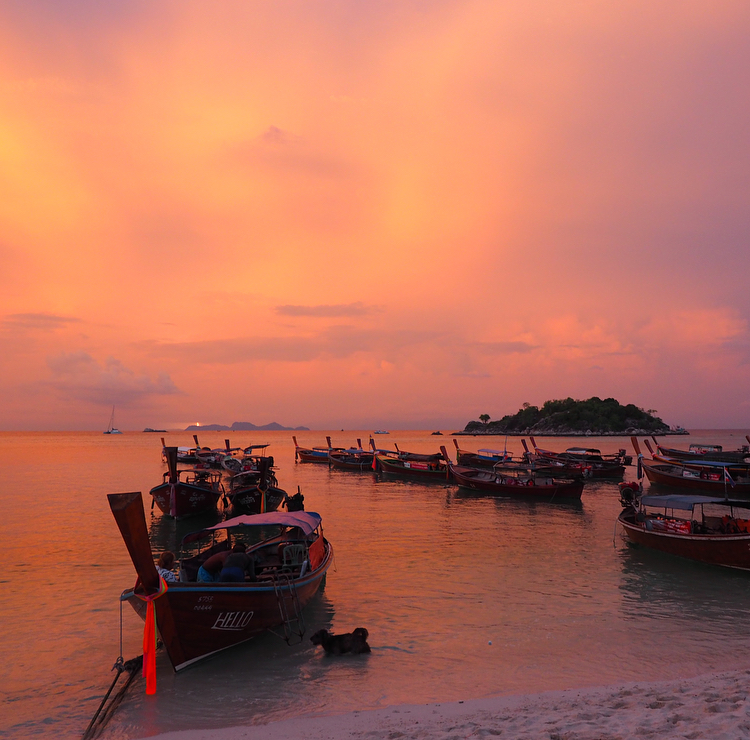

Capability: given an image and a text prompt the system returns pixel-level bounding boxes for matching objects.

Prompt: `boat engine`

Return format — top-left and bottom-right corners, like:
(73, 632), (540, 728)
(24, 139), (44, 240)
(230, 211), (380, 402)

(618, 480), (641, 508)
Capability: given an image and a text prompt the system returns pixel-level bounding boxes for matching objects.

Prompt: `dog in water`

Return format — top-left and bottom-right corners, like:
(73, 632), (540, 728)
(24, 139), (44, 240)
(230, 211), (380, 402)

(310, 627), (370, 655)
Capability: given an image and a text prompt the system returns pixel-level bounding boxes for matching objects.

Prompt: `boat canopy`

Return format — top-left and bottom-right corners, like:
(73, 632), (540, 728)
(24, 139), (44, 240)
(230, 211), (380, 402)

(566, 448), (602, 455)
(183, 511), (322, 544)
(641, 494), (728, 510)
(477, 449), (509, 456)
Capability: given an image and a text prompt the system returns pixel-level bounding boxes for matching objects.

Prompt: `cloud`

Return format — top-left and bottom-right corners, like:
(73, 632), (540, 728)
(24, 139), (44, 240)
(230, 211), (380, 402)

(46, 352), (180, 405)
(3, 313), (82, 331)
(141, 326), (536, 368)
(261, 125), (289, 145)
(470, 340), (536, 355)
(275, 302), (379, 317)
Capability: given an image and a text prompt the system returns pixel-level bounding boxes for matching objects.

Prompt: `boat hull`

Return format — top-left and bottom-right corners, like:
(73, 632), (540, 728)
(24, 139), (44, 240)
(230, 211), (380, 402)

(226, 486), (286, 515)
(451, 464), (583, 499)
(328, 454), (375, 470)
(150, 482), (222, 519)
(376, 455), (450, 480)
(126, 552), (332, 670)
(642, 459), (750, 494)
(296, 449), (330, 463)
(619, 511), (750, 569)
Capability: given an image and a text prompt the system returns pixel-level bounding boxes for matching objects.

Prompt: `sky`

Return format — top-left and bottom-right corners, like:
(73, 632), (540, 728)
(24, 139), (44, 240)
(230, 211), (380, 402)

(1, 0), (749, 431)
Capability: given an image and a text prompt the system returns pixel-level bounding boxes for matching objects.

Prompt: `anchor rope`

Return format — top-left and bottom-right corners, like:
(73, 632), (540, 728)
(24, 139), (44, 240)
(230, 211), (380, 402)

(81, 655), (143, 740)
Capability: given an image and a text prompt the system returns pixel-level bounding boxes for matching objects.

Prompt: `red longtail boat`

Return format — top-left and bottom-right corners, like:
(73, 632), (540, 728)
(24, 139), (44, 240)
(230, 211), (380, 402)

(109, 492), (333, 671)
(618, 490), (750, 570)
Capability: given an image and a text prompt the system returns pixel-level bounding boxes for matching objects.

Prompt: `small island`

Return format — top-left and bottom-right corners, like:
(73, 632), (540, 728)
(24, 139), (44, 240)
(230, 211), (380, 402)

(185, 421), (309, 432)
(458, 397), (687, 436)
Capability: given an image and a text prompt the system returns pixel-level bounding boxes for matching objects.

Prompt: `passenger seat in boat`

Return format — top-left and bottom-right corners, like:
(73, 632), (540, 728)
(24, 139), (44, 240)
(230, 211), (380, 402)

(281, 544), (307, 574)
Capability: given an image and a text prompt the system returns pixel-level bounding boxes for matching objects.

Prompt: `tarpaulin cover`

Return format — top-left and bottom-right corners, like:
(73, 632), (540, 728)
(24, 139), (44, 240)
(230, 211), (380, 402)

(641, 495), (727, 511)
(182, 511), (322, 544)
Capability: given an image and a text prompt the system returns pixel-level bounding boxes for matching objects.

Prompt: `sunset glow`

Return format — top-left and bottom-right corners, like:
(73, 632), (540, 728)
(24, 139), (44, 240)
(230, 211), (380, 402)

(2, 1), (749, 430)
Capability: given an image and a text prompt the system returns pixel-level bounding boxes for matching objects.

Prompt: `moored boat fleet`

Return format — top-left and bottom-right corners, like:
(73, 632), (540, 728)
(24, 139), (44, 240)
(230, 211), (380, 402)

(294, 434), (634, 500)
(108, 429), (750, 688)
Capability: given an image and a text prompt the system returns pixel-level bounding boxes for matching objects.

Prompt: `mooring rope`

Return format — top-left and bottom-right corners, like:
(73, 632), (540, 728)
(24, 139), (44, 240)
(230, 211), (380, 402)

(82, 655), (143, 740)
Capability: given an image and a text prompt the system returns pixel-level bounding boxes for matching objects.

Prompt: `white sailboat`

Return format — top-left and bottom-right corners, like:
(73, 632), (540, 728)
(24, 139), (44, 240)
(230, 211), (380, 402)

(103, 406), (123, 434)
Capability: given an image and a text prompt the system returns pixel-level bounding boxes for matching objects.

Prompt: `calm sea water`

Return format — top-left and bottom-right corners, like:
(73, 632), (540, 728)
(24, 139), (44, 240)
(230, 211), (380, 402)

(2, 429), (750, 739)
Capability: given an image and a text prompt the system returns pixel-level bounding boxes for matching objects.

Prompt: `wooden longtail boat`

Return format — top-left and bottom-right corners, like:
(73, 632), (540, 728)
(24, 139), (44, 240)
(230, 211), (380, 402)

(646, 438), (750, 466)
(374, 444), (451, 480)
(293, 436), (342, 463)
(452, 438), (515, 468)
(328, 439), (375, 470)
(109, 492), (333, 671)
(618, 491), (750, 570)
(631, 438), (750, 495)
(643, 439), (750, 478)
(221, 444), (271, 473)
(150, 447), (224, 519)
(527, 437), (628, 478)
(450, 462), (584, 500)
(650, 435), (750, 465)
(224, 457), (286, 515)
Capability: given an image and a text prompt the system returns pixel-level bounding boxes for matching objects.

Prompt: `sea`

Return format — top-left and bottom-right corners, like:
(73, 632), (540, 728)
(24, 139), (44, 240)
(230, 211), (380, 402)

(2, 429), (750, 740)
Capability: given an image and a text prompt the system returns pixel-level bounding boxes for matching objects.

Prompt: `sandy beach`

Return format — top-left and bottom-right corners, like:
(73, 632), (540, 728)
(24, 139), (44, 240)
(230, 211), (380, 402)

(141, 669), (750, 740)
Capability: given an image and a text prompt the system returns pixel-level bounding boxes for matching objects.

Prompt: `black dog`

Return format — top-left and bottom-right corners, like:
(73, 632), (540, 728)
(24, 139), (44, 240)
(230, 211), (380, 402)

(310, 627), (370, 655)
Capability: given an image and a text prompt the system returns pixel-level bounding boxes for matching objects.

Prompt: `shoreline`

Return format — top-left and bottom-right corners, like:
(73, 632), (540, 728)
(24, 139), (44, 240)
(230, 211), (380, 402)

(138, 669), (750, 740)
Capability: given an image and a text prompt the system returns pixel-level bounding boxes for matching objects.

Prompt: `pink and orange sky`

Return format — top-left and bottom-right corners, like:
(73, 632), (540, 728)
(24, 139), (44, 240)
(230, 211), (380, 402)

(1, 1), (749, 431)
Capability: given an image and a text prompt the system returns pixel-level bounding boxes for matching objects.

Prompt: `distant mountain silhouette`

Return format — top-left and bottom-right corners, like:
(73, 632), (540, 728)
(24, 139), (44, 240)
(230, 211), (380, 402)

(184, 421), (309, 431)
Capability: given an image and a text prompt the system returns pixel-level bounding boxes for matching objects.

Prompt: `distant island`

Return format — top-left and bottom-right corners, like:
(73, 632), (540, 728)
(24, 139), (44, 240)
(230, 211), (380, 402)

(458, 397), (687, 436)
(184, 421), (309, 432)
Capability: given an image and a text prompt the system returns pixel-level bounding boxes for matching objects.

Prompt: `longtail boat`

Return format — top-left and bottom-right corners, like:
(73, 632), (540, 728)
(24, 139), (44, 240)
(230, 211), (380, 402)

(452, 438), (515, 468)
(150, 447), (224, 519)
(221, 444), (271, 473)
(328, 439), (375, 470)
(450, 462), (584, 500)
(631, 438), (750, 495)
(225, 457), (286, 515)
(618, 490), (750, 570)
(527, 437), (628, 478)
(293, 436), (341, 463)
(109, 492), (333, 672)
(374, 444), (451, 480)
(649, 436), (750, 465)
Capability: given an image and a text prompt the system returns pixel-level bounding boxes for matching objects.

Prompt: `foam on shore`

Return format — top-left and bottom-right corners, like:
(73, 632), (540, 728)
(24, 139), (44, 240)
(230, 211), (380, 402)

(140, 669), (750, 740)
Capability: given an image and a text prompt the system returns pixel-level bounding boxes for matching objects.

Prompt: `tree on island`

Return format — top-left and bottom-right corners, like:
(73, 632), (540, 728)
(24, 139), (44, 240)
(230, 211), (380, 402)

(479, 413), (491, 426)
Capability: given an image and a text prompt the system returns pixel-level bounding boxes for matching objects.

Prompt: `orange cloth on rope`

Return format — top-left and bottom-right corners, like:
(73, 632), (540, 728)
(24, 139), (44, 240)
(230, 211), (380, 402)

(133, 576), (168, 695)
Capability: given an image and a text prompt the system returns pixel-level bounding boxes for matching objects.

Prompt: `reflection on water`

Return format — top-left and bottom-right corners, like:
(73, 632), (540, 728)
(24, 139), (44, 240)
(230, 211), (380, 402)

(3, 430), (750, 739)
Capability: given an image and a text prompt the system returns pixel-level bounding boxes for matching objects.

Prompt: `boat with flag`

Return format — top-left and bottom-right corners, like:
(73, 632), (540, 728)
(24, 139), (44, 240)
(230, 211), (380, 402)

(631, 438), (750, 494)
(649, 435), (750, 465)
(108, 491), (333, 676)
